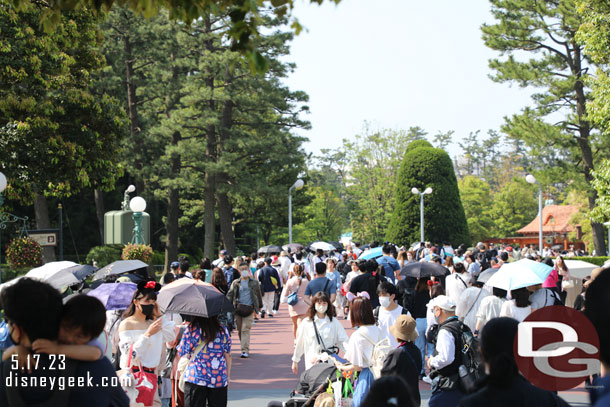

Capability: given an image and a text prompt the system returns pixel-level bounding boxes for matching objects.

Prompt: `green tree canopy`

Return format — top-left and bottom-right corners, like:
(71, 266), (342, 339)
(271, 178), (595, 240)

(387, 142), (470, 246)
(458, 176), (494, 243)
(488, 177), (538, 237)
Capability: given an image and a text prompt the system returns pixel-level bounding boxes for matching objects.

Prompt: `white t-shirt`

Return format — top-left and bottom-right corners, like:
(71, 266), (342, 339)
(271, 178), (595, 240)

(377, 305), (409, 348)
(344, 325), (381, 368)
(500, 300), (531, 322)
(476, 296), (506, 330)
(445, 273), (471, 304)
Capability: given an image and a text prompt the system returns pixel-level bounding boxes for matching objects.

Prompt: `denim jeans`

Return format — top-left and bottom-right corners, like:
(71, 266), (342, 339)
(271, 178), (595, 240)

(415, 317), (434, 374)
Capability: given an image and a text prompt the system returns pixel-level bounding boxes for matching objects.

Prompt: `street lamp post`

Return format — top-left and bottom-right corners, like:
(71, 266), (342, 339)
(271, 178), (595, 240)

(129, 196), (147, 244)
(0, 172), (29, 284)
(604, 222), (610, 256)
(122, 185), (136, 211)
(288, 179), (304, 244)
(526, 174), (543, 254)
(411, 186), (433, 243)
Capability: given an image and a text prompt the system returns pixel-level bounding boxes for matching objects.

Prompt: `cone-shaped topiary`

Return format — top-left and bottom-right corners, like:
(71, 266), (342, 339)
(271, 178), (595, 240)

(386, 142), (471, 247)
(404, 139), (433, 154)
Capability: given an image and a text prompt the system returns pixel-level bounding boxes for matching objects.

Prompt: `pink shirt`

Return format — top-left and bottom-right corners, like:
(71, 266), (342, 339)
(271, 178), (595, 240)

(543, 268), (558, 288)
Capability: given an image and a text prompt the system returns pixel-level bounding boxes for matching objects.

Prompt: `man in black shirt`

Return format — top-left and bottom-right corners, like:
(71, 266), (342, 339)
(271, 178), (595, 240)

(0, 278), (129, 407)
(349, 259), (380, 308)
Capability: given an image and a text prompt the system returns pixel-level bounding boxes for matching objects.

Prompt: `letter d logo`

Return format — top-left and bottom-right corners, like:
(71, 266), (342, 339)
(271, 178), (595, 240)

(518, 321), (577, 357)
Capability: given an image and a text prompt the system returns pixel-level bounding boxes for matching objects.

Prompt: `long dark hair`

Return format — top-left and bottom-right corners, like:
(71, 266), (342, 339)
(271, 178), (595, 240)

(480, 317), (520, 388)
(191, 316), (223, 346)
(306, 291), (336, 321)
(122, 281), (161, 319)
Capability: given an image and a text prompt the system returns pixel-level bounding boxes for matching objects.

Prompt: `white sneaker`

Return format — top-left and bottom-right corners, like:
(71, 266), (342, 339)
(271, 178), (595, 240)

(273, 310), (279, 315)
(240, 352), (249, 358)
(422, 375), (433, 384)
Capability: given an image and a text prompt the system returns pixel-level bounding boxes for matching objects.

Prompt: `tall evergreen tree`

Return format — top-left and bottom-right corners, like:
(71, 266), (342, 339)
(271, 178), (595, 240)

(482, 0), (607, 255)
(387, 142), (470, 246)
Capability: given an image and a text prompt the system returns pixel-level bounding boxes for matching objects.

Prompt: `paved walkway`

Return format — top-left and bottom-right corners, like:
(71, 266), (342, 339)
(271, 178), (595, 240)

(226, 303), (590, 406)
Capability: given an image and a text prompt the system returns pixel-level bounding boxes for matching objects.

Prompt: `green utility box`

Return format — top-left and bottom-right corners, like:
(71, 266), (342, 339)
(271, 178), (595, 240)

(104, 210), (150, 245)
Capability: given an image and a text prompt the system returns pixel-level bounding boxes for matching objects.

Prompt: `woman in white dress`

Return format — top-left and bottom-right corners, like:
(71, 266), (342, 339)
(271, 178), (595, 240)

(334, 295), (381, 407)
(118, 281), (176, 407)
(292, 291), (348, 373)
(499, 287), (532, 322)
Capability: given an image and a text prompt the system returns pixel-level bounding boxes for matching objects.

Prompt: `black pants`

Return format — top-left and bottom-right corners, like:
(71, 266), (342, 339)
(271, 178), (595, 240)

(184, 382), (227, 407)
(273, 288), (282, 311)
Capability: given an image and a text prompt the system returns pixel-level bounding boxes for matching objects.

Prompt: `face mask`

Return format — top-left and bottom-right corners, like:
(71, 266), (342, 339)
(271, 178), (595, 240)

(241, 270), (250, 278)
(315, 304), (328, 314)
(379, 297), (391, 308)
(140, 304), (154, 318)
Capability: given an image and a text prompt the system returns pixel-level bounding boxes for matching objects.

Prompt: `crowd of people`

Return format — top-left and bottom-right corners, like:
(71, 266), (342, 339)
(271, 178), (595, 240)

(0, 239), (608, 407)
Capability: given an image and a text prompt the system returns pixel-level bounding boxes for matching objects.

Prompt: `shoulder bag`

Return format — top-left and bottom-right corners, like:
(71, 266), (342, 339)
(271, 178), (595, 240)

(312, 318), (338, 355)
(177, 339), (207, 392)
(287, 278), (302, 306)
(235, 280), (255, 317)
(117, 343), (158, 406)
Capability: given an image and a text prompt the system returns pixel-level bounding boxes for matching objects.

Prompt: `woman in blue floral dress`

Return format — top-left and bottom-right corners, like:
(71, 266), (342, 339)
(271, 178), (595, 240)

(177, 316), (232, 407)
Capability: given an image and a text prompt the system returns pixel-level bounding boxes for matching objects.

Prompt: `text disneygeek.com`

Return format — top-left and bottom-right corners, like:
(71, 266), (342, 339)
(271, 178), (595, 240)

(5, 372), (128, 391)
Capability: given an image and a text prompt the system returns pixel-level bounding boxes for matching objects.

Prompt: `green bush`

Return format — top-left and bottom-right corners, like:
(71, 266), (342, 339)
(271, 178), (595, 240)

(151, 250), (165, 266)
(387, 142), (471, 247)
(86, 245), (122, 267)
(573, 256), (610, 266)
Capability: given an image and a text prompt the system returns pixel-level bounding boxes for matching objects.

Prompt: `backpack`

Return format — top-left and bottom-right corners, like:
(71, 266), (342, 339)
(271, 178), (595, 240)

(442, 321), (484, 394)
(401, 289), (416, 314)
(360, 331), (393, 379)
(373, 305), (410, 324)
(544, 288), (564, 307)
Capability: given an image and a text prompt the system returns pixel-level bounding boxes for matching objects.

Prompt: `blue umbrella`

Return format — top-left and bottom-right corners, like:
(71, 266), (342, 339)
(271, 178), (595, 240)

(359, 247), (383, 260)
(87, 282), (137, 310)
(510, 259), (553, 281)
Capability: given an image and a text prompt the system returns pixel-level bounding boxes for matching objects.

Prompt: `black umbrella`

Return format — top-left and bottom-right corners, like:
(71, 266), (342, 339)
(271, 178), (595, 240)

(258, 245), (282, 255)
(329, 241), (343, 250)
(157, 282), (234, 317)
(400, 262), (448, 278)
(92, 260), (149, 281)
(63, 264), (98, 281)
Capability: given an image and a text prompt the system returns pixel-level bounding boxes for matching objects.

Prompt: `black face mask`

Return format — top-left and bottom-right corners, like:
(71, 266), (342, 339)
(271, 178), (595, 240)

(140, 304), (154, 319)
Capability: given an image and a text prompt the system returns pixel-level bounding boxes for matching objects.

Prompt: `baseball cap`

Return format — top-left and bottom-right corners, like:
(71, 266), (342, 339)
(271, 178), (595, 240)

(427, 295), (456, 311)
(170, 261), (180, 269)
(220, 249), (228, 255)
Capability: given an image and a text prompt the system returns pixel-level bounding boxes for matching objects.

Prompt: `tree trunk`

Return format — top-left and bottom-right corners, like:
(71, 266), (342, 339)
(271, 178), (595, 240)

(33, 193), (56, 263)
(573, 49), (606, 255)
(94, 188), (105, 244)
(202, 15), (218, 259)
(203, 171), (216, 258)
(123, 31), (144, 188)
(165, 130), (181, 272)
(216, 98), (236, 256)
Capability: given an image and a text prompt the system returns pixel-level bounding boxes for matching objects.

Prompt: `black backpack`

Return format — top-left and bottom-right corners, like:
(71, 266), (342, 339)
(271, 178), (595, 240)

(443, 321), (485, 394)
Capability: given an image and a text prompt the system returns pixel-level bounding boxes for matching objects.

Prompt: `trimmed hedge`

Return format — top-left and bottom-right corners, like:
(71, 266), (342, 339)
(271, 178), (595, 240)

(387, 142), (471, 247)
(572, 257), (610, 266)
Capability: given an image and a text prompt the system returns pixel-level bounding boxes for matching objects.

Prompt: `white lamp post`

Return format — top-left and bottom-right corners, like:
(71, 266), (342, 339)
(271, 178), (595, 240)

(288, 179), (304, 244)
(122, 184), (136, 211)
(129, 196), (147, 244)
(412, 186), (433, 243)
(526, 174), (543, 254)
(604, 222), (610, 256)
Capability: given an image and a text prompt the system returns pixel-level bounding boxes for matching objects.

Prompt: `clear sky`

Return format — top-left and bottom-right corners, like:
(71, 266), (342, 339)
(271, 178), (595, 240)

(282, 0), (535, 158)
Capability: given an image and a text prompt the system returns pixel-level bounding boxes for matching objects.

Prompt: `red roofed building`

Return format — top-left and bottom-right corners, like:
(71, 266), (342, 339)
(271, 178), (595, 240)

(487, 205), (584, 250)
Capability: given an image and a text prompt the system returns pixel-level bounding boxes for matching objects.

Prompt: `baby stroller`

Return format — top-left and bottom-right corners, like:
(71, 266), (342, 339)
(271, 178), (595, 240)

(269, 363), (343, 407)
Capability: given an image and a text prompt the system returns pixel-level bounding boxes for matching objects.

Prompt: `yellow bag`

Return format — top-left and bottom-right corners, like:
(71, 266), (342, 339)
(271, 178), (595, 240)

(270, 276), (278, 289)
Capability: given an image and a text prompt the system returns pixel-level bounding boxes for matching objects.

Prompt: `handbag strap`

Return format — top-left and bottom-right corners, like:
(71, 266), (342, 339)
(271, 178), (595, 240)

(465, 288), (484, 319)
(312, 319), (327, 350)
(188, 339), (207, 365)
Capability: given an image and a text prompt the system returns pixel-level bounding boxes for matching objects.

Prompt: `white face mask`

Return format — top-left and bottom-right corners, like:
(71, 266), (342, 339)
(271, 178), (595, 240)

(315, 303), (328, 314)
(240, 270), (250, 278)
(379, 296), (391, 308)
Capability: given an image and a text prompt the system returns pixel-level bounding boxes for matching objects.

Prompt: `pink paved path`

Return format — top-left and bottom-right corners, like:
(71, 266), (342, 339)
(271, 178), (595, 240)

(228, 304), (433, 393)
